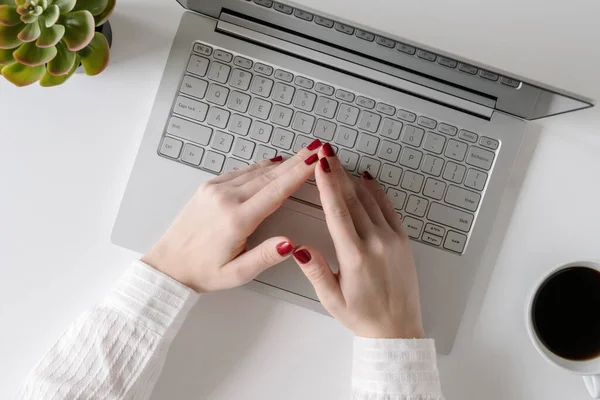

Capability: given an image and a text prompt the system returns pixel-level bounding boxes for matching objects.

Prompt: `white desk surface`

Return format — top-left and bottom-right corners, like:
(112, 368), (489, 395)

(1, 0), (599, 398)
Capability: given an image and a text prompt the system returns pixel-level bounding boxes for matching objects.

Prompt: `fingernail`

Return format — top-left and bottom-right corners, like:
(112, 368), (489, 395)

(322, 143), (335, 157)
(319, 157), (331, 173)
(276, 241), (294, 256)
(304, 154), (319, 165)
(293, 248), (312, 264)
(269, 155), (283, 163)
(362, 171), (374, 180)
(307, 139), (322, 151)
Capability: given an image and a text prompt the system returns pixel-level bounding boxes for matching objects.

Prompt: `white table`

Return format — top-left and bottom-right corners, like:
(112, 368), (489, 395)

(1, 0), (599, 398)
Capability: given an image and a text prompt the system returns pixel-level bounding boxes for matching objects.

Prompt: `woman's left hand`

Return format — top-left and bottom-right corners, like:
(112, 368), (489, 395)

(142, 140), (323, 293)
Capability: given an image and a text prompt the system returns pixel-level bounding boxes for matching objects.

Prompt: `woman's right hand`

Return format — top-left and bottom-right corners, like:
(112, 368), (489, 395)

(292, 143), (425, 339)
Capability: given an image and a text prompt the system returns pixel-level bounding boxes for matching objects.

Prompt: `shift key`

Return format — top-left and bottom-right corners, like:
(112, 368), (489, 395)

(167, 116), (212, 146)
(427, 202), (474, 232)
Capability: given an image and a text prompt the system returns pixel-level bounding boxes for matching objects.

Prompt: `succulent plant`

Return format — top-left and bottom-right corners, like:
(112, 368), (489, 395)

(0, 0), (115, 86)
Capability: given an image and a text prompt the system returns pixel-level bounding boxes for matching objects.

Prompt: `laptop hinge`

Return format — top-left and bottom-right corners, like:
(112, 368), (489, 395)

(216, 18), (494, 120)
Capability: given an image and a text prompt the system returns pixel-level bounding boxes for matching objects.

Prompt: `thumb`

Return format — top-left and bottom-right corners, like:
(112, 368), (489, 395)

(223, 236), (295, 286)
(292, 245), (345, 312)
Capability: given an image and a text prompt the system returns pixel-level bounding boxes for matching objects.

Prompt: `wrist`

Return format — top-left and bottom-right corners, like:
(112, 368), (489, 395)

(142, 241), (201, 293)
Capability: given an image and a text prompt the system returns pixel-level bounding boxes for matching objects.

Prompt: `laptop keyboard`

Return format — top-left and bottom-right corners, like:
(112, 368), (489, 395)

(158, 42), (500, 255)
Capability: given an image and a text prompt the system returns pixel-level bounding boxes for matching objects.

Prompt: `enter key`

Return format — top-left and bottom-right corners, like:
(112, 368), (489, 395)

(445, 185), (481, 212)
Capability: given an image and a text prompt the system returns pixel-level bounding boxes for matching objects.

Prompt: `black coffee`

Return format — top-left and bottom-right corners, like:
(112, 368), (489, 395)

(533, 267), (600, 361)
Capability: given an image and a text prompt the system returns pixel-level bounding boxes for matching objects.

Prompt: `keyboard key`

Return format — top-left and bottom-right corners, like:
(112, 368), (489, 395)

(405, 195), (428, 217)
(417, 116), (437, 129)
(466, 146), (494, 170)
(458, 63), (478, 75)
(254, 63), (273, 76)
(202, 150), (226, 173)
(254, 145), (277, 162)
(445, 185), (481, 212)
(292, 112), (315, 134)
(417, 50), (436, 62)
(224, 158), (249, 173)
(479, 136), (499, 150)
(249, 98), (272, 120)
(499, 76), (520, 88)
(401, 170), (424, 193)
(334, 22), (354, 35)
(232, 137), (255, 160)
(207, 62), (231, 83)
(206, 84), (230, 106)
(445, 139), (468, 161)
(339, 149), (359, 171)
(464, 169), (488, 191)
(423, 178), (446, 200)
(358, 110), (381, 133)
(159, 136), (183, 158)
(294, 9), (313, 21)
(443, 162), (466, 184)
(356, 96), (375, 109)
(229, 69), (252, 90)
(444, 231), (467, 253)
(423, 131), (446, 154)
(378, 140), (401, 162)
(380, 164), (403, 186)
(293, 89), (317, 112)
(173, 96), (209, 122)
(295, 76), (314, 89)
(336, 103), (360, 126)
(253, 0), (273, 7)
(270, 104), (294, 127)
(187, 55), (210, 76)
(479, 70), (499, 81)
(211, 130), (234, 152)
(396, 42), (416, 55)
(227, 91), (251, 113)
(314, 119), (337, 141)
(428, 203), (473, 232)
(336, 89), (355, 102)
(272, 82), (295, 104)
(193, 44), (212, 57)
(273, 1), (292, 13)
(167, 117), (212, 145)
(250, 76), (274, 97)
(271, 128), (295, 150)
(358, 156), (381, 177)
(355, 29), (375, 41)
(234, 56), (253, 69)
(213, 49), (233, 62)
(387, 188), (407, 210)
(315, 83), (334, 96)
(314, 15), (334, 28)
(180, 75), (208, 99)
(397, 109), (417, 122)
(437, 56), (457, 68)
(228, 114), (251, 136)
(207, 107), (231, 129)
(293, 134), (313, 153)
(425, 223), (445, 237)
(315, 97), (339, 118)
(403, 217), (424, 238)
(335, 126), (358, 148)
(400, 125), (425, 147)
(421, 154), (444, 176)
(438, 123), (457, 136)
(250, 121), (273, 143)
(380, 118), (403, 140)
(357, 133), (380, 155)
(458, 129), (478, 143)
(399, 147), (423, 169)
(375, 36), (395, 48)
(376, 103), (396, 116)
(274, 69), (294, 82)
(422, 232), (443, 246)
(181, 143), (204, 165)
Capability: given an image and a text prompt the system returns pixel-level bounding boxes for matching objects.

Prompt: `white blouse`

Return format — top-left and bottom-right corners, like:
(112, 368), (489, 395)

(17, 260), (444, 400)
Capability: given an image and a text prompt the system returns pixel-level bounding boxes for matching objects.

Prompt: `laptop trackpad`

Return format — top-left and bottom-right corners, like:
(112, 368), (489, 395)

(248, 204), (337, 302)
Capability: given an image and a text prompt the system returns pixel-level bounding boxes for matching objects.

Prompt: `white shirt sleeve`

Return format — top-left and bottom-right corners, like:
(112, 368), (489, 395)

(17, 261), (444, 400)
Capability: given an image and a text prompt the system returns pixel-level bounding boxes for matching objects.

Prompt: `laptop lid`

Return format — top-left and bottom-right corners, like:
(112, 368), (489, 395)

(176, 0), (593, 120)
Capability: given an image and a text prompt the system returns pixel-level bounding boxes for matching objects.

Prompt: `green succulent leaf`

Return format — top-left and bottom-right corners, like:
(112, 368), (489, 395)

(17, 18), (39, 40)
(20, 12), (36, 23)
(78, 31), (108, 75)
(1, 0), (18, 6)
(1, 61), (45, 86)
(40, 0), (47, 9)
(16, 4), (27, 15)
(13, 40), (56, 65)
(94, 0), (113, 26)
(0, 47), (15, 64)
(60, 10), (93, 51)
(40, 53), (77, 86)
(47, 39), (74, 75)
(53, 0), (75, 13)
(42, 3), (57, 26)
(72, 0), (107, 16)
(14, 0), (25, 6)
(35, 22), (62, 47)
(0, 22), (22, 48)
(0, 5), (21, 26)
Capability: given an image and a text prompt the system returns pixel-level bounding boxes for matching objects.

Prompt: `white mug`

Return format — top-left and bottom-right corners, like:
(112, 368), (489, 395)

(526, 261), (600, 398)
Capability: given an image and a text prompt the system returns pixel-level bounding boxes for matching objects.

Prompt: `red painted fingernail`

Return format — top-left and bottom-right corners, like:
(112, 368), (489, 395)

(305, 154), (319, 165)
(320, 157), (331, 173)
(362, 171), (374, 180)
(322, 143), (335, 157)
(307, 139), (322, 151)
(270, 155), (283, 163)
(276, 241), (294, 256)
(293, 248), (312, 264)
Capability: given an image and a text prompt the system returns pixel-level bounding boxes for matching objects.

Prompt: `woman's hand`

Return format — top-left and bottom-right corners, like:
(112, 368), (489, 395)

(142, 140), (323, 293)
(292, 143), (425, 339)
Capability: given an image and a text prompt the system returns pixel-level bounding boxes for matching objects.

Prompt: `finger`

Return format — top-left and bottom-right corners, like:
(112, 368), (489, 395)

(361, 172), (405, 234)
(292, 245), (345, 312)
(229, 161), (279, 187)
(211, 157), (283, 185)
(223, 237), (295, 287)
(354, 172), (389, 228)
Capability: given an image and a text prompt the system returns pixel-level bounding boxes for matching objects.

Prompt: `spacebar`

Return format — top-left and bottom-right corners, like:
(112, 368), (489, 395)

(290, 182), (322, 209)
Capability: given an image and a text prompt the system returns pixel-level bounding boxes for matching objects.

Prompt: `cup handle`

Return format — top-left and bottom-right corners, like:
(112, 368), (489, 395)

(584, 376), (600, 398)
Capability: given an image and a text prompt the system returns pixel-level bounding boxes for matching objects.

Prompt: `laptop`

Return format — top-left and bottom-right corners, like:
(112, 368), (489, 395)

(111, 0), (593, 353)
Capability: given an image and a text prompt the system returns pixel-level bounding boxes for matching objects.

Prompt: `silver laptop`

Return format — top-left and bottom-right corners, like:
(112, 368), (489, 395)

(111, 0), (593, 353)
